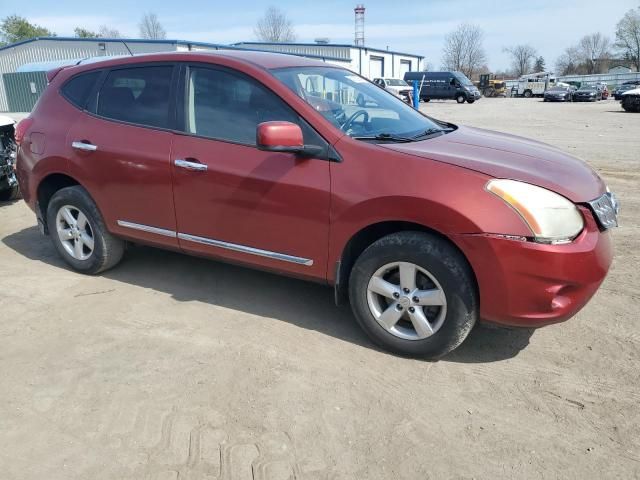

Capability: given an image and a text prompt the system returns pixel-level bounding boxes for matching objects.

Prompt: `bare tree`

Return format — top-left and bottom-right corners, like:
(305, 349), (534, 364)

(441, 23), (487, 79)
(139, 12), (166, 40)
(98, 25), (121, 38)
(555, 46), (582, 75)
(577, 32), (611, 74)
(254, 6), (296, 42)
(615, 8), (640, 71)
(504, 44), (538, 76)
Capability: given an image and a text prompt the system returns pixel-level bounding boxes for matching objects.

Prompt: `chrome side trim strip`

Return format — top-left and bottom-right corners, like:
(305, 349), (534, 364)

(177, 232), (314, 266)
(117, 220), (176, 238)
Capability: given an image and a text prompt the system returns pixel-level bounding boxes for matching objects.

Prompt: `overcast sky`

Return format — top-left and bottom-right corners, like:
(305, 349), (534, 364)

(8, 0), (640, 71)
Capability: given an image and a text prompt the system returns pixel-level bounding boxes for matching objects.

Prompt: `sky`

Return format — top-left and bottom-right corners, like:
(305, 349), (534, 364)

(3, 0), (639, 71)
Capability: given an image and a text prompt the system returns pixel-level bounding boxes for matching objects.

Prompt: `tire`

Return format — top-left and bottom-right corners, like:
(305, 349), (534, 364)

(456, 94), (466, 104)
(348, 231), (478, 358)
(467, 98), (475, 104)
(46, 186), (124, 274)
(424, 98), (430, 102)
(0, 185), (20, 201)
(523, 90), (532, 98)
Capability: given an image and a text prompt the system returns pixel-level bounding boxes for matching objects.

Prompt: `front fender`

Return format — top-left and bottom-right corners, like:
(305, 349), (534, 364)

(327, 144), (533, 283)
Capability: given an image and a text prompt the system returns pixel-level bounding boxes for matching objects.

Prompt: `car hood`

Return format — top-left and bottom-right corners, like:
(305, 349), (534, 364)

(0, 115), (15, 127)
(380, 125), (605, 202)
(622, 87), (640, 96)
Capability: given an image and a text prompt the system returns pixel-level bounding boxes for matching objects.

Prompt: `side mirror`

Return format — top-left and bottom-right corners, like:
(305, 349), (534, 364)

(256, 121), (324, 157)
(257, 121), (303, 153)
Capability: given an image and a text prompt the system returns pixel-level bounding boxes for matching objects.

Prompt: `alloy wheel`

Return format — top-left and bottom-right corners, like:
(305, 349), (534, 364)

(55, 205), (95, 260)
(366, 261), (447, 341)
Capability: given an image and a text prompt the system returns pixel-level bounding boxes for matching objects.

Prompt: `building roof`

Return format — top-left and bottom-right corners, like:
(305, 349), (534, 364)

(0, 36), (351, 63)
(233, 41), (424, 59)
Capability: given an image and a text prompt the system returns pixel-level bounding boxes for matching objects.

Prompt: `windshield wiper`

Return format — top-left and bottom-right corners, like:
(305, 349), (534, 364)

(351, 132), (415, 143)
(411, 128), (453, 140)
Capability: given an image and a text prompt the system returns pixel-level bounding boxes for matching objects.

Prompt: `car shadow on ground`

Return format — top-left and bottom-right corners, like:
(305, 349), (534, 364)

(3, 225), (534, 363)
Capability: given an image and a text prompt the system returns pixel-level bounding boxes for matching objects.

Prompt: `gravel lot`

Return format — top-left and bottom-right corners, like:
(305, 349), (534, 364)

(1, 98), (638, 479)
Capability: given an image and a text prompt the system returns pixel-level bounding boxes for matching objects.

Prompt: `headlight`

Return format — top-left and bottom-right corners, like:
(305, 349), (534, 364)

(486, 179), (584, 244)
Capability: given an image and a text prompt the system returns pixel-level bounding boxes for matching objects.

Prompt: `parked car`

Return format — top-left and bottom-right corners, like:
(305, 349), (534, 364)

(373, 77), (413, 103)
(573, 85), (602, 102)
(403, 71), (481, 103)
(0, 115), (19, 201)
(16, 51), (618, 358)
(613, 83), (639, 100)
(543, 86), (573, 102)
(621, 87), (640, 112)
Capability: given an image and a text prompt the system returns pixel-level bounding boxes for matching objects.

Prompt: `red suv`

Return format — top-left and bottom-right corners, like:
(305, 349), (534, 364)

(16, 51), (618, 358)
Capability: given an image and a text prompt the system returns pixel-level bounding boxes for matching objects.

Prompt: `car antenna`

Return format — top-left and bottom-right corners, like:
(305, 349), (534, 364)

(121, 40), (134, 56)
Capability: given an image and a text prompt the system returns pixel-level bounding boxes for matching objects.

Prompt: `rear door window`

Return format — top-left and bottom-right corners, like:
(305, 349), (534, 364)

(97, 65), (174, 129)
(61, 71), (101, 109)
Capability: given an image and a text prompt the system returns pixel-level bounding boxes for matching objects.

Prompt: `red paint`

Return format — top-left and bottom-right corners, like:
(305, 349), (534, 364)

(256, 122), (304, 149)
(16, 50), (614, 328)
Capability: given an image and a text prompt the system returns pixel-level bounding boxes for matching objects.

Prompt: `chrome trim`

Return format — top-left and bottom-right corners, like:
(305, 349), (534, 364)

(174, 159), (208, 171)
(178, 233), (313, 266)
(117, 220), (176, 238)
(71, 141), (97, 152)
(588, 193), (618, 230)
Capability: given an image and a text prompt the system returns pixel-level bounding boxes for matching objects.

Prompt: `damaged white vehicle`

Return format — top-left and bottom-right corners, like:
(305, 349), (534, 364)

(0, 115), (19, 201)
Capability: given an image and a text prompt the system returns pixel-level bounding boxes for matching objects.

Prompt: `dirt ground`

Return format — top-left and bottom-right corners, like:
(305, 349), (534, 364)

(1, 98), (638, 480)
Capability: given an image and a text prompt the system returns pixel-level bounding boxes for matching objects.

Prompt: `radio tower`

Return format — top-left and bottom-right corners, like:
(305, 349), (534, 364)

(354, 4), (365, 46)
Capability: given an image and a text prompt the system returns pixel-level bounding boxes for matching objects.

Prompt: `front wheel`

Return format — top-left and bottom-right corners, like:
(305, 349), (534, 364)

(348, 232), (478, 358)
(47, 186), (125, 274)
(456, 94), (466, 104)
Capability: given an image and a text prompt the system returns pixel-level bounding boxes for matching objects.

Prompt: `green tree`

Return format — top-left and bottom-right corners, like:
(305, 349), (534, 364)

(74, 27), (98, 38)
(0, 15), (55, 44)
(533, 56), (546, 72)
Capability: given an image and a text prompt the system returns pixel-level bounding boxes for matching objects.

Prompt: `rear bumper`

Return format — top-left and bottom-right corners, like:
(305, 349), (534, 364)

(453, 209), (613, 327)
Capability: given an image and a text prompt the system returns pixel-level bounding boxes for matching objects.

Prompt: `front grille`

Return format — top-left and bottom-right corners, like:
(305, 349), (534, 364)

(588, 193), (619, 230)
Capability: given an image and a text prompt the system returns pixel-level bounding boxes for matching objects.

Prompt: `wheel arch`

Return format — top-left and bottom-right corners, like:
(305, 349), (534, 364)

(333, 220), (478, 306)
(36, 172), (83, 232)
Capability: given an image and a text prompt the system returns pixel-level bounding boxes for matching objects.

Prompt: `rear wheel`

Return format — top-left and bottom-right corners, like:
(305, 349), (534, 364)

(348, 232), (478, 358)
(46, 186), (124, 274)
(456, 94), (466, 104)
(523, 90), (533, 98)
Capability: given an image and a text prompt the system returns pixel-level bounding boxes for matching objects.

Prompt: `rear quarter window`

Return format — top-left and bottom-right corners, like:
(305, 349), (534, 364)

(61, 71), (101, 109)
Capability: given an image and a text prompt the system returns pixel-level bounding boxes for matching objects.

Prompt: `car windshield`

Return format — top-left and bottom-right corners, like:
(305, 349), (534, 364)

(549, 87), (568, 92)
(454, 72), (474, 86)
(579, 86), (597, 91)
(272, 66), (450, 141)
(384, 79), (409, 86)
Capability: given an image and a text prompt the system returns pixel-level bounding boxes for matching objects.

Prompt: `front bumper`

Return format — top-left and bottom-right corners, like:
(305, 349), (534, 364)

(545, 95), (570, 101)
(452, 208), (613, 327)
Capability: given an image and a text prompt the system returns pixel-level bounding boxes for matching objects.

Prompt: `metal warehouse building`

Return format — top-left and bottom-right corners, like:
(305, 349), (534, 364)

(233, 42), (424, 80)
(0, 37), (424, 112)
